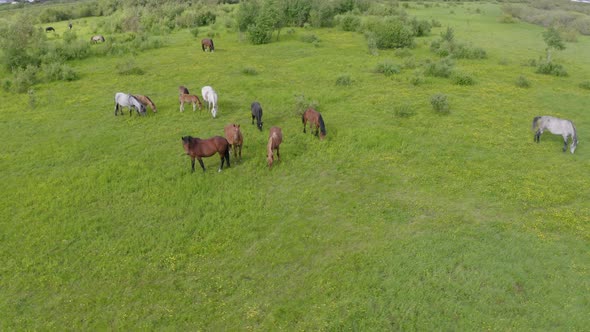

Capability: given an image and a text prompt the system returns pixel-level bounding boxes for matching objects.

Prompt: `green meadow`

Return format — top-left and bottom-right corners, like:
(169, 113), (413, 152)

(1, 1), (589, 330)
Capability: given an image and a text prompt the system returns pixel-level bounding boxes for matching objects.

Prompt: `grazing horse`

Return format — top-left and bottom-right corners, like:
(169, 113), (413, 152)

(267, 127), (283, 169)
(45, 27), (55, 32)
(224, 124), (243, 162)
(201, 38), (215, 52)
(302, 108), (326, 140)
(532, 116), (578, 154)
(90, 35), (105, 43)
(201, 86), (218, 118)
(114, 92), (146, 116)
(68, 22), (72, 30)
(133, 94), (157, 113)
(179, 86), (190, 95)
(251, 101), (263, 131)
(179, 94), (203, 112)
(181, 136), (230, 172)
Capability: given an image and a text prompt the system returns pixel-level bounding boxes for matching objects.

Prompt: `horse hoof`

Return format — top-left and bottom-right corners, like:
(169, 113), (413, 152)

(218, 169), (222, 172)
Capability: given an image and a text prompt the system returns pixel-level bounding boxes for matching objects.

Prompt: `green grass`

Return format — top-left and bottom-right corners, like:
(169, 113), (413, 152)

(1, 3), (589, 330)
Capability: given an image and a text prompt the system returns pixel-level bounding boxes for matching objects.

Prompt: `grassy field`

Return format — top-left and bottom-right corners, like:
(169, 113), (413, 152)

(1, 2), (589, 330)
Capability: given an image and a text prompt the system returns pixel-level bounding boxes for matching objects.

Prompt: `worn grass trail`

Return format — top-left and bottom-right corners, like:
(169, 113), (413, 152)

(1, 4), (589, 330)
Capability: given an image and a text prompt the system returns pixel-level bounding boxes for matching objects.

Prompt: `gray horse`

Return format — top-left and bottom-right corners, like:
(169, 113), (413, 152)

(532, 116), (578, 154)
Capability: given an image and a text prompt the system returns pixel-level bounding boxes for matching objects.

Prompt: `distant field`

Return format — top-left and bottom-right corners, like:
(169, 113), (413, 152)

(1, 2), (589, 330)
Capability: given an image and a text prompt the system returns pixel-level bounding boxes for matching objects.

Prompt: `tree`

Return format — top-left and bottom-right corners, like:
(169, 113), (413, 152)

(543, 27), (565, 63)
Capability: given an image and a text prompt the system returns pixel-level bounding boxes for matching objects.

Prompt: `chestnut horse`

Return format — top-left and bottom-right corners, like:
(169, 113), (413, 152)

(133, 94), (157, 113)
(302, 108), (326, 140)
(201, 38), (215, 52)
(251, 101), (263, 131)
(224, 124), (243, 162)
(267, 127), (283, 169)
(182, 136), (230, 172)
(179, 94), (203, 112)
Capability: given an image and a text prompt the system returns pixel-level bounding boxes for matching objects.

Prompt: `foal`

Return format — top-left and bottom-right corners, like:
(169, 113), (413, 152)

(267, 127), (283, 169)
(179, 94), (203, 112)
(224, 124), (243, 162)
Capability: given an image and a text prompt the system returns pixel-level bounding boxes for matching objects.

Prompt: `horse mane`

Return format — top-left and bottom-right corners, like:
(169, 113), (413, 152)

(143, 95), (155, 107)
(318, 114), (326, 136)
(210, 39), (215, 51)
(532, 116), (542, 131)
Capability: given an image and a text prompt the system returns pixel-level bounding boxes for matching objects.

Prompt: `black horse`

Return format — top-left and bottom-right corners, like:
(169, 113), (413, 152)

(45, 27), (55, 32)
(251, 101), (263, 131)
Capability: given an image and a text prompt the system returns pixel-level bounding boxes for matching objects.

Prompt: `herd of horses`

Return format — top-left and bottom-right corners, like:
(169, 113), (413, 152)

(114, 84), (327, 171)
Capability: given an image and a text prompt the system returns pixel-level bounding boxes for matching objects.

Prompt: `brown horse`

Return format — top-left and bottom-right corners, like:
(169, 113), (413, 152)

(179, 86), (190, 95)
(179, 94), (203, 112)
(201, 38), (215, 52)
(267, 127), (283, 169)
(224, 124), (243, 162)
(182, 136), (230, 172)
(133, 94), (157, 113)
(302, 108), (326, 140)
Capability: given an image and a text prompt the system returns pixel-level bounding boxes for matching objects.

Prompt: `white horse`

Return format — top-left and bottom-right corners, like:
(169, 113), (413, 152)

(114, 92), (146, 116)
(201, 86), (218, 118)
(532, 116), (578, 154)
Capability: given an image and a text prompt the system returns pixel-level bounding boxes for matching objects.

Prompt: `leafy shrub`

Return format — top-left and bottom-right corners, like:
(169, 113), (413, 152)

(294, 94), (319, 116)
(409, 17), (431, 37)
(242, 67), (258, 75)
(409, 73), (425, 86)
(452, 43), (487, 59)
(394, 104), (415, 118)
(12, 65), (38, 93)
(536, 61), (568, 77)
(451, 72), (475, 86)
(2, 79), (12, 92)
(59, 39), (91, 60)
(515, 75), (531, 88)
(190, 27), (199, 38)
(364, 17), (415, 49)
(431, 93), (450, 114)
(335, 74), (352, 86)
(42, 62), (79, 82)
(301, 34), (320, 43)
(248, 21), (273, 45)
(375, 61), (401, 76)
(424, 58), (454, 78)
(337, 13), (361, 32)
(403, 57), (417, 69)
(117, 60), (145, 75)
(197, 11), (217, 26)
(579, 81), (590, 90)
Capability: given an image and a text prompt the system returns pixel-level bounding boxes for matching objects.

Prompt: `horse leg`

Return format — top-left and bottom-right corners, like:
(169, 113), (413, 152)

(180, 101), (184, 112)
(276, 147), (280, 161)
(114, 103), (118, 116)
(303, 120), (307, 133)
(238, 144), (242, 161)
(198, 158), (206, 172)
(192, 102), (196, 112)
(252, 114), (255, 125)
(191, 157), (196, 173)
(563, 136), (568, 152)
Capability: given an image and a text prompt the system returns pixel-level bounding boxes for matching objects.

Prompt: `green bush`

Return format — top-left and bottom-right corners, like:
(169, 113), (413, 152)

(242, 67), (258, 75)
(579, 81), (590, 90)
(516, 75), (531, 88)
(409, 73), (425, 86)
(335, 74), (352, 86)
(337, 13), (361, 32)
(117, 60), (145, 76)
(451, 72), (475, 86)
(536, 61), (568, 77)
(424, 58), (454, 78)
(394, 104), (415, 118)
(42, 62), (79, 82)
(364, 17), (415, 49)
(431, 93), (450, 114)
(375, 61), (401, 76)
(190, 27), (199, 38)
(12, 65), (38, 94)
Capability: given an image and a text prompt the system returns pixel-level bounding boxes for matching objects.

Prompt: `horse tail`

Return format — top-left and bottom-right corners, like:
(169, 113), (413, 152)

(224, 143), (230, 167)
(301, 112), (305, 124)
(532, 116), (542, 131)
(211, 39), (215, 51)
(318, 114), (326, 136)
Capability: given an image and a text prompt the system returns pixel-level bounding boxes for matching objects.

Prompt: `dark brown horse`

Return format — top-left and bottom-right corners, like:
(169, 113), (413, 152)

(267, 127), (283, 169)
(251, 101), (263, 131)
(179, 86), (190, 95)
(182, 136), (230, 172)
(45, 27), (55, 32)
(201, 38), (215, 52)
(224, 124), (243, 162)
(302, 108), (326, 140)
